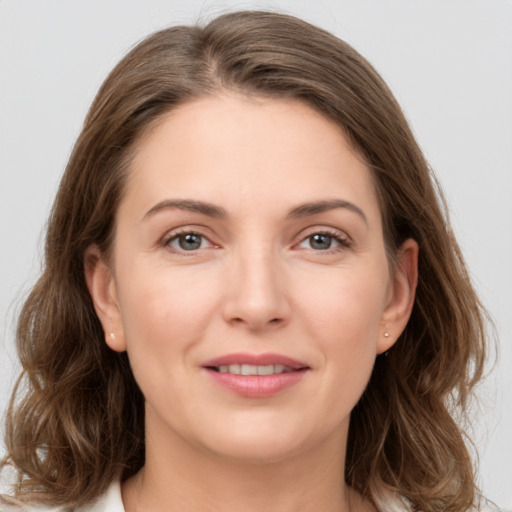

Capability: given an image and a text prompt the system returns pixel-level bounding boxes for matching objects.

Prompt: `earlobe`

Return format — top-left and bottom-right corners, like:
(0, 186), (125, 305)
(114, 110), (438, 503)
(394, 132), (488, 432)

(84, 245), (127, 352)
(377, 238), (419, 354)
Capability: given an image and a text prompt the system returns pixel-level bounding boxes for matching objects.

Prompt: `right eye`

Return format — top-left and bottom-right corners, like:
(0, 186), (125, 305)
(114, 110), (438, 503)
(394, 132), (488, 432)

(301, 233), (341, 251)
(166, 232), (210, 252)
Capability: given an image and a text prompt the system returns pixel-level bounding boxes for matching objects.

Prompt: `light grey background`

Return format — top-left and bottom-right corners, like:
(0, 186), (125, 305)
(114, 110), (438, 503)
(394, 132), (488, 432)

(1, 0), (511, 508)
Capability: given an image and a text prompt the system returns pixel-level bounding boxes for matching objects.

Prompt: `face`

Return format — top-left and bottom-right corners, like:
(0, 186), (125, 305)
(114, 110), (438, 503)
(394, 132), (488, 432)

(87, 94), (417, 466)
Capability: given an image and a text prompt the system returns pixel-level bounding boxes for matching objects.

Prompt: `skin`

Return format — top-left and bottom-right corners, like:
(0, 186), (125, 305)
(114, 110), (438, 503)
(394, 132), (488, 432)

(86, 94), (418, 512)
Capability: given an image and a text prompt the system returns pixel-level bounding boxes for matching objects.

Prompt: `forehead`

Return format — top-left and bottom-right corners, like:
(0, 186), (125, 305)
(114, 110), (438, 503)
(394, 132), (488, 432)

(122, 94), (380, 222)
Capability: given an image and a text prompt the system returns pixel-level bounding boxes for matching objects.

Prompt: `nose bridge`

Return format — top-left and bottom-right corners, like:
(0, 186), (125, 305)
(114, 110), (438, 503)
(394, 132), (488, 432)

(223, 236), (289, 329)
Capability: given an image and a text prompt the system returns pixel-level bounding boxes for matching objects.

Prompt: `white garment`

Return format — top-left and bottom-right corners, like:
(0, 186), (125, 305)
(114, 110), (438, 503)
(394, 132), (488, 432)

(0, 480), (124, 512)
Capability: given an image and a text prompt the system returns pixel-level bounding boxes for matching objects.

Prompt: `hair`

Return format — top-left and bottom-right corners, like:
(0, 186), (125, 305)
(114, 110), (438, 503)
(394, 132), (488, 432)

(2, 10), (489, 511)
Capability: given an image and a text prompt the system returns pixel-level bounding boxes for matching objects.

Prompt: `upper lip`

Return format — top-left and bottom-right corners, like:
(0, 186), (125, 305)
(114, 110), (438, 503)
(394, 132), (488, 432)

(202, 353), (309, 370)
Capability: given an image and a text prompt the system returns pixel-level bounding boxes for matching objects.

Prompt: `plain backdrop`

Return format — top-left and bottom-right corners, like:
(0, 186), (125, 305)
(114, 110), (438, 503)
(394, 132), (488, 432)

(1, 0), (511, 508)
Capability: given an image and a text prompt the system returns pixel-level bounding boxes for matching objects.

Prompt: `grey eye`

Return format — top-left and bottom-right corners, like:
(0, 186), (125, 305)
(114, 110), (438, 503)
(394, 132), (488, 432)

(172, 233), (204, 251)
(308, 233), (335, 250)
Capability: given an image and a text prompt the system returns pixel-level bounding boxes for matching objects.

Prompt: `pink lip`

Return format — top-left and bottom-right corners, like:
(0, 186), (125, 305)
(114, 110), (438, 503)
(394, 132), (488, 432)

(202, 352), (308, 369)
(202, 353), (309, 399)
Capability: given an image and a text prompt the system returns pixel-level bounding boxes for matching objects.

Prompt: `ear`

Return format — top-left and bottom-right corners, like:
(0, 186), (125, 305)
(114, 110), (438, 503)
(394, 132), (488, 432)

(84, 245), (127, 352)
(377, 238), (419, 354)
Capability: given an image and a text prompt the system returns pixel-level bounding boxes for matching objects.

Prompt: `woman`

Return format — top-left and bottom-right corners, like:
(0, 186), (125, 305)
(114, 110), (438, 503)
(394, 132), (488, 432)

(1, 10), (492, 512)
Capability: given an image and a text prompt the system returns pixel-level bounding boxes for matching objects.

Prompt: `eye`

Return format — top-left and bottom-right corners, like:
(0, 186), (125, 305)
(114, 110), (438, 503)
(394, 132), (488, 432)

(297, 231), (349, 251)
(308, 233), (337, 250)
(167, 232), (210, 252)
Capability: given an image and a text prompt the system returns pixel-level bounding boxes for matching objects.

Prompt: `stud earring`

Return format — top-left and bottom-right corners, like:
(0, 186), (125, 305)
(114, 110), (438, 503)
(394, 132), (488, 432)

(109, 332), (116, 339)
(384, 331), (390, 338)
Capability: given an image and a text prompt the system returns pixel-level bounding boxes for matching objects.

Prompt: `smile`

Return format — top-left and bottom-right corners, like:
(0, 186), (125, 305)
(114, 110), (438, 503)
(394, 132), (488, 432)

(213, 364), (294, 375)
(202, 353), (309, 398)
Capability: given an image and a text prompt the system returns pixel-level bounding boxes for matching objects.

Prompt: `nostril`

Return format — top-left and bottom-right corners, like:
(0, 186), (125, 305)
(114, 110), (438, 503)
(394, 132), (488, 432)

(229, 316), (283, 329)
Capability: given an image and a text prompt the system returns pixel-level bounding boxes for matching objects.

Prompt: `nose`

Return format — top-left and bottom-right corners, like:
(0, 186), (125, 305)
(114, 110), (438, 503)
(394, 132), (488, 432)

(222, 248), (290, 331)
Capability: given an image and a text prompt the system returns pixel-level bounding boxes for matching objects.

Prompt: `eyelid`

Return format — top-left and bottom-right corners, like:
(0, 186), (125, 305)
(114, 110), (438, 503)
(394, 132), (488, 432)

(161, 226), (219, 252)
(293, 226), (352, 251)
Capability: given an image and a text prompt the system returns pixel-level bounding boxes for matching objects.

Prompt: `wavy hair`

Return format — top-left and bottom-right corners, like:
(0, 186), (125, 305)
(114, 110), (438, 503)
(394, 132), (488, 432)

(2, 10), (488, 511)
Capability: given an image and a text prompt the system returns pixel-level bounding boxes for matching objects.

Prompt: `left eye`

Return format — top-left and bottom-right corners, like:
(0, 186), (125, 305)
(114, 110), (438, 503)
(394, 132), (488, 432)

(299, 233), (342, 251)
(167, 233), (209, 251)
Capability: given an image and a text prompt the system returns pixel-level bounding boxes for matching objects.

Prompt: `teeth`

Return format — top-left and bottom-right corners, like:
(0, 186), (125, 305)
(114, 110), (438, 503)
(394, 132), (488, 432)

(257, 365), (274, 376)
(241, 364), (257, 375)
(274, 364), (285, 374)
(216, 364), (292, 375)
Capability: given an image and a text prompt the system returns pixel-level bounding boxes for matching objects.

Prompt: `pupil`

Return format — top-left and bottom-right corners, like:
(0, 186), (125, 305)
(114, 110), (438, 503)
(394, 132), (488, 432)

(310, 234), (332, 250)
(179, 234), (201, 250)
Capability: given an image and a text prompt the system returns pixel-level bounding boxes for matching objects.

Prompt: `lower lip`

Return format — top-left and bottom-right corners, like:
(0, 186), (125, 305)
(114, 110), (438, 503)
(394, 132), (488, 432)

(204, 369), (307, 398)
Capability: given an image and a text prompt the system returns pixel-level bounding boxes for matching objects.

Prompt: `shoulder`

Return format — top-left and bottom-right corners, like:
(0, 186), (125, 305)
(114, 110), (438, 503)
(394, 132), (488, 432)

(0, 480), (124, 512)
(0, 495), (58, 512)
(378, 492), (508, 512)
(478, 504), (510, 512)
(76, 481), (124, 512)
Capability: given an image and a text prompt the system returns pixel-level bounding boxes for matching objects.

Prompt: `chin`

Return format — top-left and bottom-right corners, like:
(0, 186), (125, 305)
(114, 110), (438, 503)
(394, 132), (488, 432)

(206, 435), (308, 465)
(196, 414), (341, 465)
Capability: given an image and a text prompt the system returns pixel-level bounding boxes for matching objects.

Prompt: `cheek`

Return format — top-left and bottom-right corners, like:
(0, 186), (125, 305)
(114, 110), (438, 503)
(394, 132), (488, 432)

(304, 264), (388, 338)
(300, 264), (388, 382)
(115, 260), (221, 360)
(114, 262), (224, 412)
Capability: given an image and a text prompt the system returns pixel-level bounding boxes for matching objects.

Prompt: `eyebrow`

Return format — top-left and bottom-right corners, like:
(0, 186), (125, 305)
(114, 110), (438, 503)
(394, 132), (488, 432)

(143, 199), (227, 220)
(287, 199), (368, 224)
(143, 198), (367, 224)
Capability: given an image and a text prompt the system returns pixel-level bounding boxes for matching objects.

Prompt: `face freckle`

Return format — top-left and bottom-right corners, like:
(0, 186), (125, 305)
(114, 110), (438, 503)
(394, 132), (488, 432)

(94, 93), (412, 467)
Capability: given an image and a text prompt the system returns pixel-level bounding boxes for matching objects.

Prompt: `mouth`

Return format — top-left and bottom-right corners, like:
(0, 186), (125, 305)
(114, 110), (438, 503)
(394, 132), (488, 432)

(202, 353), (309, 398)
(208, 363), (298, 375)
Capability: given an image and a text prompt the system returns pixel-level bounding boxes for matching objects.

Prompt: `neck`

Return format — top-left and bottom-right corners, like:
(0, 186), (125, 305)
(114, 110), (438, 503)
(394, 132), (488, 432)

(122, 420), (373, 512)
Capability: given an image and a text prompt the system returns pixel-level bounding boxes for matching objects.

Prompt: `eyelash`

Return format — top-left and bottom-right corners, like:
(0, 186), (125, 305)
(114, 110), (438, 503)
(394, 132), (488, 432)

(162, 228), (216, 253)
(161, 228), (351, 254)
(296, 228), (351, 254)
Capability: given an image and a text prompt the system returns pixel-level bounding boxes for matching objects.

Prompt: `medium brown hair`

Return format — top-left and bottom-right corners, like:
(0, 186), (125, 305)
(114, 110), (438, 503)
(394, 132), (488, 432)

(2, 11), (488, 511)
